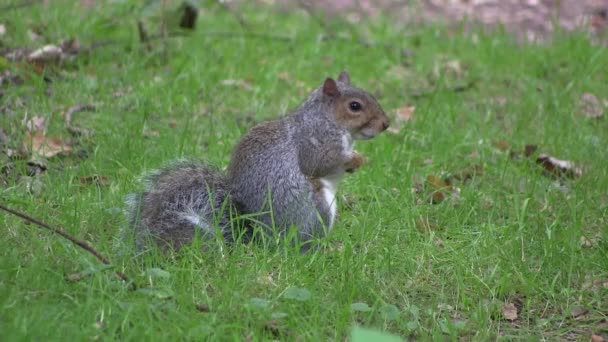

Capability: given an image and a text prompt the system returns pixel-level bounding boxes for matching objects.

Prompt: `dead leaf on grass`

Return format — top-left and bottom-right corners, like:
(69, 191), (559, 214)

(220, 79), (253, 91)
(388, 105), (415, 133)
(24, 131), (72, 158)
(578, 93), (604, 119)
(79, 175), (111, 186)
(65, 272), (91, 282)
(591, 334), (606, 342)
(580, 236), (594, 248)
(570, 305), (589, 319)
(25, 39), (80, 71)
(427, 174), (448, 204)
(492, 140), (510, 151)
(195, 303), (210, 313)
(179, 2), (198, 29)
(536, 153), (583, 178)
(25, 115), (46, 133)
(444, 164), (483, 185)
(502, 302), (518, 321)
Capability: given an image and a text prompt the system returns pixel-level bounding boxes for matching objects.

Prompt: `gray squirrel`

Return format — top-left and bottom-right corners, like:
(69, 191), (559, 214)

(126, 71), (389, 251)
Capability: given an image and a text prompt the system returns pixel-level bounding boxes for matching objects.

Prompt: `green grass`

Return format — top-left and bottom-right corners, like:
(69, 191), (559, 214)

(1, 1), (607, 340)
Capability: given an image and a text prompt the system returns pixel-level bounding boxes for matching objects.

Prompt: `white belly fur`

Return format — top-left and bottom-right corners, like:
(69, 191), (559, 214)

(319, 174), (341, 227)
(318, 133), (354, 228)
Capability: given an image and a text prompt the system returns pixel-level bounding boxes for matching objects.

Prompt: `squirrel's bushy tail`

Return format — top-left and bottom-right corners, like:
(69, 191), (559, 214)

(125, 160), (236, 251)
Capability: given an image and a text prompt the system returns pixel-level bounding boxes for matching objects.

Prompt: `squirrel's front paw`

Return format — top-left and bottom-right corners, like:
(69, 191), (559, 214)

(344, 152), (366, 173)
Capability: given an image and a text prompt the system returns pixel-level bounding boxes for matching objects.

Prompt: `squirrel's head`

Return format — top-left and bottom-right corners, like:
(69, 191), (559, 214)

(322, 71), (390, 140)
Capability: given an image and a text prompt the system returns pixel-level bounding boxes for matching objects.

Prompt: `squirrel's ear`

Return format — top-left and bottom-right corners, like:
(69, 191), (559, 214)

(337, 71), (350, 85)
(322, 78), (340, 98)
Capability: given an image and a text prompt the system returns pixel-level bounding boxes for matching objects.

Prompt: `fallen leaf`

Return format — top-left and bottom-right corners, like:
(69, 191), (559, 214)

(65, 272), (91, 282)
(79, 175), (111, 186)
(570, 305), (589, 319)
(195, 303), (210, 313)
(579, 93), (604, 119)
(263, 319), (283, 339)
(580, 236), (594, 248)
(179, 2), (198, 29)
(25, 115), (46, 133)
(396, 105), (415, 122)
(388, 105), (415, 133)
(24, 132), (72, 158)
(27, 45), (63, 64)
(492, 140), (510, 151)
(433, 235), (445, 248)
(536, 153), (582, 178)
(220, 79), (253, 91)
(591, 334), (605, 342)
(524, 145), (538, 157)
(427, 175), (449, 204)
(502, 302), (518, 321)
(444, 164), (483, 184)
(27, 156), (48, 176)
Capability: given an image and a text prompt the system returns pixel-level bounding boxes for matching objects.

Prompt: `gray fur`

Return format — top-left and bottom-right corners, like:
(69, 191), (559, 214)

(126, 160), (234, 251)
(126, 72), (389, 251)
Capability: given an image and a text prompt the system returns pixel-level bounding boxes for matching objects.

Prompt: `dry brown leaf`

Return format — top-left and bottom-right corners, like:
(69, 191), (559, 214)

(27, 45), (63, 63)
(579, 93), (604, 119)
(492, 140), (510, 151)
(580, 236), (594, 248)
(168, 118), (177, 129)
(570, 305), (589, 319)
(65, 272), (90, 282)
(195, 303), (210, 313)
(536, 153), (583, 178)
(502, 302), (518, 321)
(396, 106), (415, 122)
(388, 105), (415, 133)
(79, 175), (111, 186)
(426, 175), (450, 204)
(433, 236), (445, 248)
(591, 334), (606, 342)
(445, 164), (483, 185)
(220, 79), (253, 91)
(25, 115), (46, 133)
(24, 132), (72, 158)
(179, 2), (198, 29)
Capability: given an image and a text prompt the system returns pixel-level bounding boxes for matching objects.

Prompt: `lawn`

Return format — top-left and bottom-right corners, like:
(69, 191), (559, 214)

(1, 1), (607, 340)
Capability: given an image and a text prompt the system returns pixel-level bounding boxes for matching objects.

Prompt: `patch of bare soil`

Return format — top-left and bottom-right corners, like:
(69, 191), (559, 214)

(269, 0), (608, 42)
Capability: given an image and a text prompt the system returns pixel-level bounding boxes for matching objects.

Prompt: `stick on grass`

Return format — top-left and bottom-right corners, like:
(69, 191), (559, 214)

(0, 203), (133, 287)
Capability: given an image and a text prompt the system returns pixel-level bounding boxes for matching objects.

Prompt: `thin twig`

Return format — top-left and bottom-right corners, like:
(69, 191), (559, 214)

(296, 0), (334, 36)
(219, 1), (250, 31)
(0, 203), (133, 287)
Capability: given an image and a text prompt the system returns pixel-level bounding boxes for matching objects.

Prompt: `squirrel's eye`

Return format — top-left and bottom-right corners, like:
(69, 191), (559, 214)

(349, 101), (362, 112)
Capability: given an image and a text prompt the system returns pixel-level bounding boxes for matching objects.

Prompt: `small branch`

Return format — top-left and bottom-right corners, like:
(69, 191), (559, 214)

(296, 0), (334, 37)
(219, 1), (250, 31)
(0, 203), (133, 288)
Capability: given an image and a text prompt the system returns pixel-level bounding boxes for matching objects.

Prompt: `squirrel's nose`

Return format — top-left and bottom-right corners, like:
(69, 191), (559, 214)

(381, 120), (389, 131)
